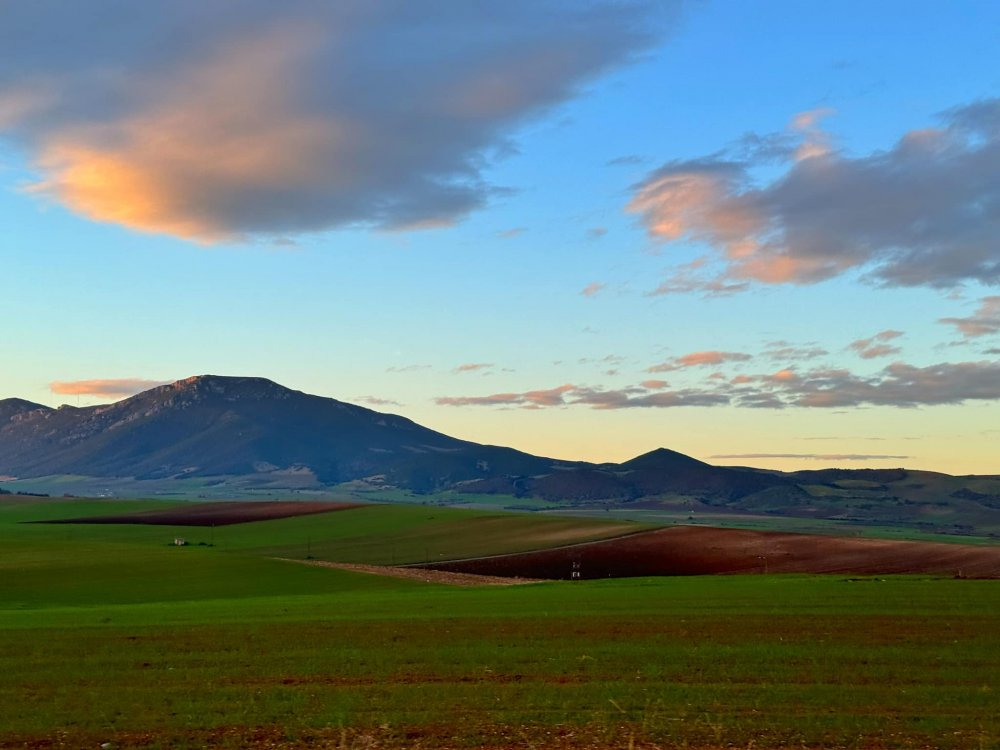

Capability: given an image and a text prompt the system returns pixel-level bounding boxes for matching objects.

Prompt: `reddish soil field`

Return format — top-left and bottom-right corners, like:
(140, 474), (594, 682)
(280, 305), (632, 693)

(39, 500), (364, 527)
(420, 525), (1000, 579)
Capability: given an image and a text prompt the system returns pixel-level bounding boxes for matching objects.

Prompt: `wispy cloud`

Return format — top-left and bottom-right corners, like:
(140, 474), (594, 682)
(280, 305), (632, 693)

(2, 1), (669, 242)
(355, 396), (402, 408)
(580, 282), (606, 297)
(437, 384), (576, 408)
(711, 453), (908, 461)
(740, 360), (1000, 408)
(435, 381), (728, 410)
(436, 358), (1000, 411)
(49, 378), (168, 399)
(848, 330), (904, 359)
(607, 154), (644, 166)
(386, 364), (431, 373)
(648, 350), (752, 372)
(453, 363), (494, 374)
(940, 296), (1000, 338)
(497, 227), (527, 239)
(763, 342), (828, 361)
(629, 99), (1000, 289)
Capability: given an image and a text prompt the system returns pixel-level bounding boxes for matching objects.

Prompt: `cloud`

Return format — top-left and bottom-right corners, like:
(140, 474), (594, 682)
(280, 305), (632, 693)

(648, 350), (752, 372)
(386, 364), (431, 373)
(571, 386), (729, 409)
(355, 396), (403, 407)
(580, 282), (606, 297)
(710, 453), (908, 461)
(763, 342), (828, 361)
(628, 99), (1000, 289)
(436, 384), (576, 408)
(848, 330), (904, 359)
(454, 362), (494, 374)
(940, 296), (1000, 338)
(1, 1), (669, 242)
(750, 360), (1000, 408)
(436, 382), (729, 410)
(435, 379), (729, 410)
(647, 270), (751, 297)
(49, 378), (169, 399)
(497, 227), (527, 239)
(587, 227), (608, 240)
(607, 154), (644, 166)
(437, 358), (1000, 412)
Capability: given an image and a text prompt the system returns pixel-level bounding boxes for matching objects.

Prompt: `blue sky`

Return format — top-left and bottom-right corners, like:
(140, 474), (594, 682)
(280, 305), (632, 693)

(2, 1), (999, 473)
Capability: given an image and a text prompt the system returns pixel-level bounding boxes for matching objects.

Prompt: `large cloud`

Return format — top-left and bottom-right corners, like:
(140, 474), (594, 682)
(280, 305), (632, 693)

(0, 1), (667, 242)
(628, 100), (1000, 289)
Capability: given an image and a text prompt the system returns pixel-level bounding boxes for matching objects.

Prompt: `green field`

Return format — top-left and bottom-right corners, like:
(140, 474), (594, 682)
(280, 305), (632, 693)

(1, 498), (998, 749)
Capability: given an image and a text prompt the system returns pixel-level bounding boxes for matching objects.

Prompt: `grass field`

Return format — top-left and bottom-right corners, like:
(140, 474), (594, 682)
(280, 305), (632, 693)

(1, 498), (998, 749)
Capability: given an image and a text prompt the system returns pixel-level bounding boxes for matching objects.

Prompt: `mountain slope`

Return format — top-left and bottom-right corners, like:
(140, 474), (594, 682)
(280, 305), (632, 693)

(1, 376), (997, 537)
(0, 375), (564, 488)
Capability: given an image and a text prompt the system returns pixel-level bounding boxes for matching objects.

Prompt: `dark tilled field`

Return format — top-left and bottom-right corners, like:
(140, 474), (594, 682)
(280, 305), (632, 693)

(420, 525), (1000, 579)
(36, 500), (364, 527)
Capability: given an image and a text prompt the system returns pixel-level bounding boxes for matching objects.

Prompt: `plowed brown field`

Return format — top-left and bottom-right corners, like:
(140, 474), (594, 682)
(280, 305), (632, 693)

(420, 525), (1000, 579)
(39, 500), (363, 526)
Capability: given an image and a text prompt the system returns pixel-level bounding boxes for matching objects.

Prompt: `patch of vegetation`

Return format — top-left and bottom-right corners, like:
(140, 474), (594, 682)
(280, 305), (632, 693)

(0, 499), (998, 748)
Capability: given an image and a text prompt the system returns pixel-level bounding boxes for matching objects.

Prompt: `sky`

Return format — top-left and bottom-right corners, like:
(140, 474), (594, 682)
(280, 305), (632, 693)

(2, 0), (999, 474)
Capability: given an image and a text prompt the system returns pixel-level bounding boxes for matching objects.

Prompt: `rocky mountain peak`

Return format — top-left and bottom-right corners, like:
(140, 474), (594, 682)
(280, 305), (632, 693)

(152, 375), (297, 403)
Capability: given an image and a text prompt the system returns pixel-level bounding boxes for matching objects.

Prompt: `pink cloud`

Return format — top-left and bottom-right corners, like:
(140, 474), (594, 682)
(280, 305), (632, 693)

(849, 330), (904, 359)
(580, 282), (606, 298)
(648, 350), (752, 372)
(629, 99), (1000, 289)
(6, 2), (664, 242)
(49, 378), (169, 399)
(940, 296), (1000, 338)
(640, 379), (669, 389)
(436, 384), (576, 408)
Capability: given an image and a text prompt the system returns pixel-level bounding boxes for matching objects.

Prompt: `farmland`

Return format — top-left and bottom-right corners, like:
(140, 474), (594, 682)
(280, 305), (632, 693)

(1, 498), (998, 749)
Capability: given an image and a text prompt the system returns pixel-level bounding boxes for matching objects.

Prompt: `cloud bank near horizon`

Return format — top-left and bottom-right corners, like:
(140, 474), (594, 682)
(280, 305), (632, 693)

(436, 359), (1000, 411)
(0, 1), (668, 242)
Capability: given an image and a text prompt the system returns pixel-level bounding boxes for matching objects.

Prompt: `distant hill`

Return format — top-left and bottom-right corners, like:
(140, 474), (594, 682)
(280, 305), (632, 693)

(1, 375), (998, 536)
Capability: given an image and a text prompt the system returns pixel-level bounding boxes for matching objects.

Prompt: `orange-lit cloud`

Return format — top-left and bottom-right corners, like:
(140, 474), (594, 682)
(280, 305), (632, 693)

(49, 378), (169, 400)
(2, 2), (666, 242)
(630, 99), (1000, 290)
(648, 350), (751, 372)
(940, 296), (1000, 338)
(640, 379), (669, 389)
(437, 384), (576, 408)
(581, 282), (606, 297)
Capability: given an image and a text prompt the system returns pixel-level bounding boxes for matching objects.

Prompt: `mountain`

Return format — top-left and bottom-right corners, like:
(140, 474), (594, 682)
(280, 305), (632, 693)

(1, 375), (997, 536)
(0, 375), (563, 490)
(0, 398), (52, 425)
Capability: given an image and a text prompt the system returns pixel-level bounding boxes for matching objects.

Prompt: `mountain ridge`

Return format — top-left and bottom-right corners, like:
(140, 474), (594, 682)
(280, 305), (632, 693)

(2, 375), (998, 536)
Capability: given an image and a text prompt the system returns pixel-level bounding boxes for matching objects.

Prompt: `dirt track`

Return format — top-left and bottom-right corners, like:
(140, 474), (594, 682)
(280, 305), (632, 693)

(40, 500), (364, 527)
(276, 558), (540, 586)
(419, 525), (1000, 579)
